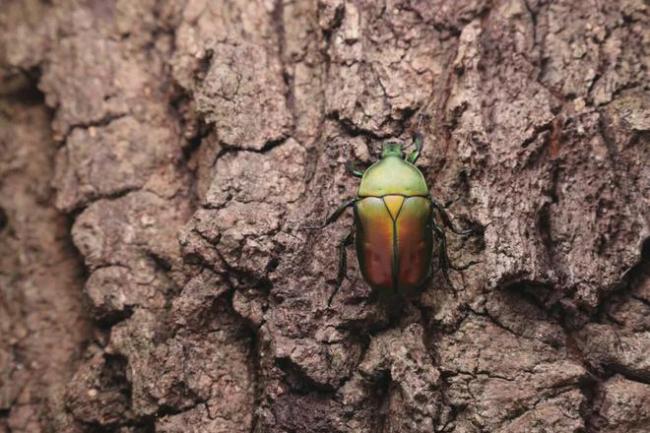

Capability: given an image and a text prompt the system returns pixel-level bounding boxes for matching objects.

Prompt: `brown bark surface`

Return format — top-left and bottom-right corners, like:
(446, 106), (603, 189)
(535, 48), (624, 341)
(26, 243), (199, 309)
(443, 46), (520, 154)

(1, 1), (649, 432)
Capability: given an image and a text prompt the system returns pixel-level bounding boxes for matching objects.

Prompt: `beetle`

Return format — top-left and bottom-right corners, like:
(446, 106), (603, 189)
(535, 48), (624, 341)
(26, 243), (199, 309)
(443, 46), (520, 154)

(322, 133), (470, 304)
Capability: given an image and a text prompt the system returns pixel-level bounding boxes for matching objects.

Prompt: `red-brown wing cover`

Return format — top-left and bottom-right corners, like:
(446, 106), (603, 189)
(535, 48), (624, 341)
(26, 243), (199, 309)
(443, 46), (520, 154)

(354, 197), (395, 292)
(396, 197), (433, 290)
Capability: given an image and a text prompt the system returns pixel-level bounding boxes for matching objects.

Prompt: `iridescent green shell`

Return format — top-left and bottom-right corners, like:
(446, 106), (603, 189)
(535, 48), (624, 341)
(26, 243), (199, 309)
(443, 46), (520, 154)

(358, 156), (429, 197)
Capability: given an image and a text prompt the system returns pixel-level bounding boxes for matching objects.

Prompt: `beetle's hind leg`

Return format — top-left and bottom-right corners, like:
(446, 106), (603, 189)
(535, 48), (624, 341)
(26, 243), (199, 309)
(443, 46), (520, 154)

(329, 229), (355, 306)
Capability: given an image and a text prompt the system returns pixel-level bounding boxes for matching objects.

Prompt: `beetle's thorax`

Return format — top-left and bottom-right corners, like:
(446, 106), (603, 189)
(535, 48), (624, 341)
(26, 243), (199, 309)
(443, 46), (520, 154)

(358, 155), (429, 197)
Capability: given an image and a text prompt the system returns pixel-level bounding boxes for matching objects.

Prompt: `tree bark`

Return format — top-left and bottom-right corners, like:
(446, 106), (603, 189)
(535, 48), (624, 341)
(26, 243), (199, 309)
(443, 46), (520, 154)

(1, 1), (649, 432)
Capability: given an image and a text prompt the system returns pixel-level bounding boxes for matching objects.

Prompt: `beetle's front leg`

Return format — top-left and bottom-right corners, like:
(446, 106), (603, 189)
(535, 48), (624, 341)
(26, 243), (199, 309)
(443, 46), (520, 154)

(328, 229), (354, 306)
(406, 132), (423, 164)
(345, 161), (365, 178)
(431, 198), (473, 236)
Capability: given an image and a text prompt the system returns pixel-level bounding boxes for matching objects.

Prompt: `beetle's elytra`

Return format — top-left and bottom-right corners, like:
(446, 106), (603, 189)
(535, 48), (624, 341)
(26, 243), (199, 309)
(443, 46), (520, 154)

(324, 134), (470, 304)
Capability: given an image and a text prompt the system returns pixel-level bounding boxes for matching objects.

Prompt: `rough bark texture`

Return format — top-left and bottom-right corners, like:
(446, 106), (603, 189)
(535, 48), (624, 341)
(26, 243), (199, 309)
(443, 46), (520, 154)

(1, 1), (649, 432)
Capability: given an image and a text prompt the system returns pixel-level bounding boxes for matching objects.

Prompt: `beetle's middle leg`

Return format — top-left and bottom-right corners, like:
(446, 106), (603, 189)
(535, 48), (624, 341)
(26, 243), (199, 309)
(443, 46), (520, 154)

(323, 198), (357, 227)
(328, 229), (355, 306)
(431, 198), (473, 236)
(432, 219), (454, 288)
(303, 198), (356, 231)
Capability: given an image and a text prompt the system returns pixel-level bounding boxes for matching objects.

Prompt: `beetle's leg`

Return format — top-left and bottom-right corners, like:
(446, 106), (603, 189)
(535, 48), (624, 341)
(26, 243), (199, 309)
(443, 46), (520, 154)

(301, 198), (355, 230)
(430, 198), (473, 236)
(432, 220), (454, 288)
(325, 198), (357, 226)
(406, 132), (424, 164)
(345, 161), (365, 178)
(447, 259), (480, 271)
(329, 229), (355, 306)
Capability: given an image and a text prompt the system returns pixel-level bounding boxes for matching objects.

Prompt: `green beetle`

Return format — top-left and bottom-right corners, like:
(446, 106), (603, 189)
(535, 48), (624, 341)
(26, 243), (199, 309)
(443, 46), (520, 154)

(323, 134), (470, 304)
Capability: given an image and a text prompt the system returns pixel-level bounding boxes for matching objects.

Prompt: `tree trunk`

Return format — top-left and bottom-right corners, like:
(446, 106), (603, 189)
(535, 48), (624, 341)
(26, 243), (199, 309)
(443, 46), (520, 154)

(1, 1), (649, 432)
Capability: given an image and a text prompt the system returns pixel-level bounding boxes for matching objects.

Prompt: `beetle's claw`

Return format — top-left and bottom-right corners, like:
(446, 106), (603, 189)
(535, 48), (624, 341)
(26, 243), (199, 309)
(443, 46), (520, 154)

(441, 268), (455, 291)
(300, 222), (325, 231)
(327, 282), (342, 307)
(449, 259), (481, 271)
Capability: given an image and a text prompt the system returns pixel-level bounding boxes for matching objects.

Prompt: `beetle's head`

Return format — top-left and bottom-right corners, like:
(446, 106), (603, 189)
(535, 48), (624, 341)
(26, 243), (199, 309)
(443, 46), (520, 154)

(381, 141), (404, 158)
